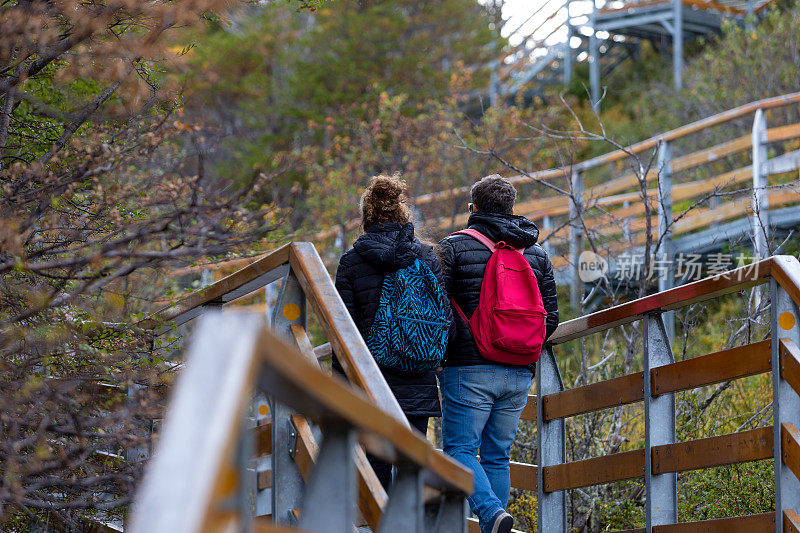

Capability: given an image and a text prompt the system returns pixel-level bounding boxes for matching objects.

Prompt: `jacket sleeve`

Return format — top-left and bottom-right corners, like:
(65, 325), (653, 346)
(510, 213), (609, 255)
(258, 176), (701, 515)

(334, 256), (357, 321)
(425, 245), (454, 335)
(437, 238), (455, 294)
(537, 248), (560, 341)
(435, 239), (457, 342)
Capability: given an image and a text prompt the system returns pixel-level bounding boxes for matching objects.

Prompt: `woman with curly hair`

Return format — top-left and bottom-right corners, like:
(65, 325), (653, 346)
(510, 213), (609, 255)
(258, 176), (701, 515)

(334, 173), (452, 488)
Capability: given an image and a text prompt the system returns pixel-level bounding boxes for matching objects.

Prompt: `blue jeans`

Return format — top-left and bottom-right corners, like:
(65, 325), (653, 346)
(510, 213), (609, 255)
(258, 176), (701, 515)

(439, 365), (533, 531)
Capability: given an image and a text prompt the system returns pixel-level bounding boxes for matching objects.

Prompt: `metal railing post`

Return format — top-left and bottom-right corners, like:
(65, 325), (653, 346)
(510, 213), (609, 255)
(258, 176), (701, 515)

(537, 345), (566, 533)
(570, 169), (584, 309)
(298, 423), (357, 533)
(752, 109), (769, 259)
(644, 313), (677, 532)
(672, 0), (683, 90)
(589, 1), (600, 108)
(489, 60), (499, 108)
(771, 278), (800, 533)
(378, 463), (425, 533)
(657, 141), (675, 341)
(269, 270), (307, 524)
(564, 0), (573, 86)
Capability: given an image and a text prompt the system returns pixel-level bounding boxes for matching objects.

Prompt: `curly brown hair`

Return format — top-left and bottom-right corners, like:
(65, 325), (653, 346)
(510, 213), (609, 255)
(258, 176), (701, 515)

(360, 173), (412, 230)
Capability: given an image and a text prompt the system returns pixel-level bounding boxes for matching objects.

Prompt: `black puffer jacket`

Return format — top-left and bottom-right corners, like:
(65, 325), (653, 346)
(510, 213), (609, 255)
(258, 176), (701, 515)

(438, 212), (559, 367)
(334, 222), (449, 417)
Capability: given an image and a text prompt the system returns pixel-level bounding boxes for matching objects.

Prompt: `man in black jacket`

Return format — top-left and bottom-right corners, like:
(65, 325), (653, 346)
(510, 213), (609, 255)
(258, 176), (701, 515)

(438, 175), (559, 533)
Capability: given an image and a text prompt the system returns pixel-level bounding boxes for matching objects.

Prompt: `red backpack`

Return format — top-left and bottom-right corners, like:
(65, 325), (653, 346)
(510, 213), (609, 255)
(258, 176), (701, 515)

(450, 229), (547, 365)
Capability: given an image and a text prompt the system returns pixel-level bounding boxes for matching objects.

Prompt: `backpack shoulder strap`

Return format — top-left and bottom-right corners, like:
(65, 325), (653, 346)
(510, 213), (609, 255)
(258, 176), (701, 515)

(451, 228), (497, 251)
(451, 228), (525, 254)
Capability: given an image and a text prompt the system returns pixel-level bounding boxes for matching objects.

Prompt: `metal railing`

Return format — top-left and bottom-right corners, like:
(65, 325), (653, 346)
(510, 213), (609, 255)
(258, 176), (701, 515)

(130, 243), (473, 532)
(520, 254), (800, 532)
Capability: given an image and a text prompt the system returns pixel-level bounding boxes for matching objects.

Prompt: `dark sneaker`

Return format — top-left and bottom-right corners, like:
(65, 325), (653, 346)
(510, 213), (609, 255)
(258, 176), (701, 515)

(489, 511), (513, 533)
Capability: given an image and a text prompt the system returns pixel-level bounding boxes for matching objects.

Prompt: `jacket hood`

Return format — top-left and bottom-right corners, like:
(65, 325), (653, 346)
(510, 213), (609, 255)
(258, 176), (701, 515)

(352, 222), (421, 270)
(467, 212), (540, 248)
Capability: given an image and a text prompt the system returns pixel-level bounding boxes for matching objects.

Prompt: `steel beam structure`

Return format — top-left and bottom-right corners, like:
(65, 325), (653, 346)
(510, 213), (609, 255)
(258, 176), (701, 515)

(771, 278), (800, 533)
(537, 346), (566, 533)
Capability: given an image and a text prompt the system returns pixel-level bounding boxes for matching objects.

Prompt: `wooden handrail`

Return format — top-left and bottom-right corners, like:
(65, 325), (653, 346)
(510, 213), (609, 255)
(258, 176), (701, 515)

(780, 338), (800, 396)
(143, 240), (409, 425)
(549, 255), (800, 344)
(413, 91), (800, 207)
(141, 243), (291, 328)
(132, 313), (472, 533)
(287, 242), (407, 423)
(254, 320), (473, 495)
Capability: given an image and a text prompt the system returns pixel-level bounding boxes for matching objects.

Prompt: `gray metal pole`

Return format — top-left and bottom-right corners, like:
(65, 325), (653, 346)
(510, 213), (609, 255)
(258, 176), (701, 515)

(270, 270), (307, 524)
(378, 463), (425, 533)
(589, 1), (600, 108)
(537, 346), (566, 533)
(569, 170), (584, 310)
(489, 60), (499, 108)
(657, 141), (675, 341)
(644, 314), (677, 532)
(672, 0), (683, 90)
(771, 278), (800, 533)
(751, 109), (769, 259)
(298, 424), (357, 533)
(564, 0), (574, 86)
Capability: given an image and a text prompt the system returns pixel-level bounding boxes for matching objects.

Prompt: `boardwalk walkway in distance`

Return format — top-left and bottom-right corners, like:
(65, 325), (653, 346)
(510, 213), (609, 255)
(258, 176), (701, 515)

(313, 92), (800, 309)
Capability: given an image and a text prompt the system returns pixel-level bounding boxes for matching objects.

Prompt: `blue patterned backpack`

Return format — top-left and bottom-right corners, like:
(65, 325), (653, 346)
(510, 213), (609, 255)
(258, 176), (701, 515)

(365, 258), (451, 372)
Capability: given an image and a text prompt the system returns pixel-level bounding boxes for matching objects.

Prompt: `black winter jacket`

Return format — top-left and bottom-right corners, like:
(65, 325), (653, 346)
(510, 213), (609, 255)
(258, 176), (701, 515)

(438, 212), (559, 367)
(334, 222), (449, 417)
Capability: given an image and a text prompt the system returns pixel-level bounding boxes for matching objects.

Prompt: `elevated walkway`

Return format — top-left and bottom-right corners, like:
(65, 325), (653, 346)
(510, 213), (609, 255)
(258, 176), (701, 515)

(126, 242), (800, 532)
(312, 92), (800, 309)
(491, 0), (777, 105)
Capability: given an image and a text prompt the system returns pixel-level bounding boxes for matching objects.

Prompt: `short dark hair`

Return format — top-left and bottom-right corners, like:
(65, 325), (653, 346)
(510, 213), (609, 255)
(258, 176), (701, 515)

(470, 174), (516, 214)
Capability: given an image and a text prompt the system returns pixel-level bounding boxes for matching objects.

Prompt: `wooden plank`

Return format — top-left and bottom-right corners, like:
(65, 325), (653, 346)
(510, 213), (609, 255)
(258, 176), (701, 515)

(784, 510), (800, 533)
(773, 255), (800, 309)
(542, 449), (645, 492)
(549, 258), (775, 344)
(413, 92), (800, 208)
(542, 371), (644, 421)
(781, 422), (800, 485)
(510, 461), (537, 491)
(780, 339), (800, 397)
(255, 419), (272, 456)
(652, 512), (775, 532)
(672, 134), (751, 172)
(520, 395), (537, 420)
(652, 427), (773, 475)
(142, 244), (291, 328)
(257, 469), (272, 490)
(254, 323), (473, 495)
(768, 122), (800, 143)
(129, 315), (263, 533)
(352, 437), (388, 531)
(291, 414), (319, 480)
(651, 340), (772, 396)
(288, 243), (408, 425)
(289, 324), (387, 531)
